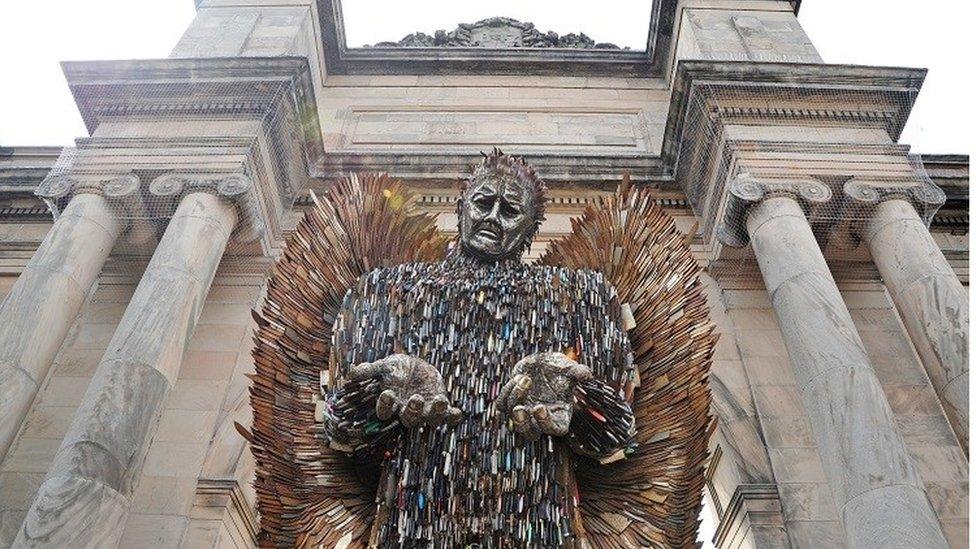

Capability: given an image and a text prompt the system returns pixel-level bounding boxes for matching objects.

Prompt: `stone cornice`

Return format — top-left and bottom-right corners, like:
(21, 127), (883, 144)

(60, 56), (323, 175)
(659, 60), (932, 259)
(0, 147), (63, 194)
(662, 60), (927, 168)
(38, 57), (326, 257)
(317, 150), (669, 187)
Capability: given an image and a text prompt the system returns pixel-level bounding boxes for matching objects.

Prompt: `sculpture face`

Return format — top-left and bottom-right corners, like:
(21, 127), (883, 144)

(458, 174), (538, 261)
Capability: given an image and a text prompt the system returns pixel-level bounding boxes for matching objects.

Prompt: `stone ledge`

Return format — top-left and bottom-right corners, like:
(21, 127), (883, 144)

(190, 478), (259, 546)
(712, 483), (784, 548)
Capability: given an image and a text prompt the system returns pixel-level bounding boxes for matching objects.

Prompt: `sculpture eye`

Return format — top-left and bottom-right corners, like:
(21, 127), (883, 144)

(501, 202), (521, 217)
(473, 196), (494, 211)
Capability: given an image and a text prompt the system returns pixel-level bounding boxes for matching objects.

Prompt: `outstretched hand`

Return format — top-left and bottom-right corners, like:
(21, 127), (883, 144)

(497, 352), (592, 440)
(347, 354), (463, 428)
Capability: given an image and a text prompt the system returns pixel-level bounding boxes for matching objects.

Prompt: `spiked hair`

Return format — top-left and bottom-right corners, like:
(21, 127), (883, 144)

(458, 148), (548, 242)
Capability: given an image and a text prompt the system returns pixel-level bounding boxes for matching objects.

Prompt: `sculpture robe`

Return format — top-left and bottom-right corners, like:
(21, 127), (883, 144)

(328, 254), (634, 547)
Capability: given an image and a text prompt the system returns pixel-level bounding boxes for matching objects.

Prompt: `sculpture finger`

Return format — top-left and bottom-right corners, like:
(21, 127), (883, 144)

(347, 361), (387, 382)
(425, 394), (449, 426)
(496, 377), (518, 416)
(446, 407), (464, 427)
(534, 404), (571, 436)
(511, 405), (540, 440)
(400, 394), (425, 428)
(510, 374), (533, 404)
(375, 389), (399, 421)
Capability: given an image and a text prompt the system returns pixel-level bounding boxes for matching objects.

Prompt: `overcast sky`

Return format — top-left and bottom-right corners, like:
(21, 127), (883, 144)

(0, 1), (968, 546)
(0, 1), (970, 155)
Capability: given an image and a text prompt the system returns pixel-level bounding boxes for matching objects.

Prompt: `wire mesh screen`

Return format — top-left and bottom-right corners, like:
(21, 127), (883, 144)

(671, 79), (943, 277)
(35, 59), (320, 261)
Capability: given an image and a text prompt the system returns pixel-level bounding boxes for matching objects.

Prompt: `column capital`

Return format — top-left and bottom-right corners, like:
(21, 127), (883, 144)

(843, 176), (946, 231)
(35, 172), (139, 201)
(718, 174), (832, 247)
(149, 172), (263, 243)
(35, 172), (143, 222)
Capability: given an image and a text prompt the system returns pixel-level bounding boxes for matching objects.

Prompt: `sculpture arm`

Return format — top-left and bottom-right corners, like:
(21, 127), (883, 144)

(567, 376), (635, 459)
(498, 270), (636, 460)
(568, 275), (636, 460)
(323, 276), (400, 455)
(324, 271), (461, 455)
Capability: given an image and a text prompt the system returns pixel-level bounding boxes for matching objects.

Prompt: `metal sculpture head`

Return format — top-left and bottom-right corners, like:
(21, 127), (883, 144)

(458, 149), (547, 262)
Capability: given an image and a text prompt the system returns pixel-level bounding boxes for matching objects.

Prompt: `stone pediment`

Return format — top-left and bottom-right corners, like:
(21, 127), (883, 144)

(367, 16), (622, 49)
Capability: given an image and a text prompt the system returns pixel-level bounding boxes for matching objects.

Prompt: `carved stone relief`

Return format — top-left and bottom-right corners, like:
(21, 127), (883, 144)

(366, 17), (622, 49)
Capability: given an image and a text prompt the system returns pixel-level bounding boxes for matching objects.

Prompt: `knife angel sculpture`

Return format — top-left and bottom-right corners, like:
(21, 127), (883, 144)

(247, 152), (715, 548)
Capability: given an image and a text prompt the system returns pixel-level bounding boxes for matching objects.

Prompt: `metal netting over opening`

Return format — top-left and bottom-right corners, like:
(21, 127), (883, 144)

(671, 79), (942, 279)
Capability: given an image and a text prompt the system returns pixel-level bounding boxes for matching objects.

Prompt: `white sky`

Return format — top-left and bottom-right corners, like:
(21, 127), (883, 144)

(342, 0), (654, 49)
(0, 1), (969, 546)
(0, 1), (970, 155)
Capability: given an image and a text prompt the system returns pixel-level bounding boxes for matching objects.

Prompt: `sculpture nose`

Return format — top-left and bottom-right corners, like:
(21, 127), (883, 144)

(484, 200), (502, 224)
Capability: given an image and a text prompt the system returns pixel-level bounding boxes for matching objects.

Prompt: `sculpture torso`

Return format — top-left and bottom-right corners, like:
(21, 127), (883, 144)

(333, 254), (631, 547)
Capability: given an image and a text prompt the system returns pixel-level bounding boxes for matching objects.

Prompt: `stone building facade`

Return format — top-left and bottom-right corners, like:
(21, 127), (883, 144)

(0, 1), (968, 548)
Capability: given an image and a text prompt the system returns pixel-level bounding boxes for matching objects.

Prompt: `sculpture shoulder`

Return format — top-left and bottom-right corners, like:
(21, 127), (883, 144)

(537, 265), (621, 301)
(352, 262), (442, 291)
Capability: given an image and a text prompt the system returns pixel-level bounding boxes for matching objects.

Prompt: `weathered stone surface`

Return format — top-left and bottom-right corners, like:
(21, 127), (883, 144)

(674, 8), (821, 72)
(117, 514), (189, 548)
(13, 192), (237, 548)
(16, 476), (128, 548)
(0, 194), (121, 462)
(746, 196), (947, 549)
(866, 198), (968, 450)
(842, 484), (948, 549)
(785, 519), (847, 549)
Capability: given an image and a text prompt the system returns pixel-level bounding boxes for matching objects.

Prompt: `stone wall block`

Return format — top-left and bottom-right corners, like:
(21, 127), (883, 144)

(941, 374), (968, 448)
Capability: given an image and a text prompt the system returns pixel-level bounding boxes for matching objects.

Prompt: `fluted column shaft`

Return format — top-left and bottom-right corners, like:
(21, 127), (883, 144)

(0, 193), (121, 463)
(747, 196), (947, 549)
(13, 191), (237, 548)
(865, 198), (968, 451)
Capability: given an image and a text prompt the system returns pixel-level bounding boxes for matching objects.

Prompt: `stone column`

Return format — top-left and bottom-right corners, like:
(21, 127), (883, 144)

(723, 177), (948, 549)
(13, 176), (243, 548)
(0, 174), (137, 463)
(852, 187), (968, 451)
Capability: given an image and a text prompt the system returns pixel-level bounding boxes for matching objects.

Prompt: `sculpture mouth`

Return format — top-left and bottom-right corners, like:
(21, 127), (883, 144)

(474, 223), (502, 241)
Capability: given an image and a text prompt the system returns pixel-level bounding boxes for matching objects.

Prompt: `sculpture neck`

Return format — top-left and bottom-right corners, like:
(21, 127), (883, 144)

(447, 245), (523, 268)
